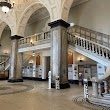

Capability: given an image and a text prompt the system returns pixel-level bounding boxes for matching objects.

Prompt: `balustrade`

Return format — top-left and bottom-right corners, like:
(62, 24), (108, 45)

(68, 32), (110, 61)
(19, 31), (51, 46)
(69, 25), (110, 48)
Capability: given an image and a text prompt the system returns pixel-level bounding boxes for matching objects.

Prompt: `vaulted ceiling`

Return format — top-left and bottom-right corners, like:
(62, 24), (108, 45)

(5, 0), (89, 30)
(27, 7), (50, 25)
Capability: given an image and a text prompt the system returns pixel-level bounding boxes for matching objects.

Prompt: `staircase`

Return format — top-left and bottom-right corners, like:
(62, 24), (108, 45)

(0, 56), (10, 79)
(68, 25), (110, 107)
(68, 33), (110, 66)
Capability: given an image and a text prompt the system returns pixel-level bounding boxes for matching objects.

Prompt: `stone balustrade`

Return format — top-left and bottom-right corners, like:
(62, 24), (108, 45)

(68, 32), (110, 98)
(69, 25), (110, 48)
(68, 32), (110, 61)
(19, 31), (51, 47)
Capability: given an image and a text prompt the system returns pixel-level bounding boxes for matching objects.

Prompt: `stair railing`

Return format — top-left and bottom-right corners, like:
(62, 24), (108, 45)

(67, 32), (110, 61)
(69, 25), (110, 48)
(0, 56), (10, 71)
(4, 57), (10, 70)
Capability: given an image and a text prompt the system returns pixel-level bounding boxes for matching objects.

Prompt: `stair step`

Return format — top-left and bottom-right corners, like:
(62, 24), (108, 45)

(89, 97), (110, 107)
(103, 93), (110, 98)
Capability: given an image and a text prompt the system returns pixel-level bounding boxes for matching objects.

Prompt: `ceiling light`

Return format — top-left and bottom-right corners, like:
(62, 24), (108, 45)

(0, 0), (15, 13)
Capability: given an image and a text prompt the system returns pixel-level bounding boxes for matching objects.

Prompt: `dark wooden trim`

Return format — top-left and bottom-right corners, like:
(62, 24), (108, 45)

(48, 19), (70, 28)
(10, 35), (23, 40)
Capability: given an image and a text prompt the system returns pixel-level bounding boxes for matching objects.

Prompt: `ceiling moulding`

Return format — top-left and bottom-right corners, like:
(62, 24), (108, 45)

(72, 0), (89, 7)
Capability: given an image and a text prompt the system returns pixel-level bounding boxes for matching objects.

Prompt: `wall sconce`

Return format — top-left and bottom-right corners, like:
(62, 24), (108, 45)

(29, 60), (34, 64)
(4, 50), (8, 54)
(78, 57), (83, 62)
(32, 51), (35, 56)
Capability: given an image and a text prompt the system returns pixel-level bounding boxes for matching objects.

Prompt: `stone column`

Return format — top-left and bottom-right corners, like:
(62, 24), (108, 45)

(48, 19), (70, 89)
(8, 35), (23, 82)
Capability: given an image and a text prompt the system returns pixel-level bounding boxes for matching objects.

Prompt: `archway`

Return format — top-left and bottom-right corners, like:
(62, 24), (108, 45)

(24, 7), (50, 37)
(61, 0), (74, 21)
(0, 21), (11, 55)
(17, 2), (52, 37)
(0, 21), (11, 80)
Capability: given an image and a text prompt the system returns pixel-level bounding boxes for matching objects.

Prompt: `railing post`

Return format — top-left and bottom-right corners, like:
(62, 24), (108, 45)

(101, 48), (105, 57)
(105, 50), (109, 59)
(92, 44), (95, 53)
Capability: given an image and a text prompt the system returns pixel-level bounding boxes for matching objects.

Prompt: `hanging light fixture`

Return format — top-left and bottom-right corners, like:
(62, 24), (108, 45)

(0, 0), (15, 13)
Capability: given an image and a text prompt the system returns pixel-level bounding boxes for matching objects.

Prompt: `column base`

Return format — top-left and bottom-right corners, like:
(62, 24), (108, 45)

(8, 79), (23, 83)
(51, 83), (70, 89)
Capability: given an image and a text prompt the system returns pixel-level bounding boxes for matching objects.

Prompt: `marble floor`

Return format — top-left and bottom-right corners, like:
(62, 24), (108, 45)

(0, 80), (104, 110)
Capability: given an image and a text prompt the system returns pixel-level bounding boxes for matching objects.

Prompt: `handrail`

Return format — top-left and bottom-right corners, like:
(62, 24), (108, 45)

(0, 57), (10, 66)
(68, 32), (110, 51)
(68, 25), (110, 48)
(19, 30), (51, 46)
(67, 32), (110, 63)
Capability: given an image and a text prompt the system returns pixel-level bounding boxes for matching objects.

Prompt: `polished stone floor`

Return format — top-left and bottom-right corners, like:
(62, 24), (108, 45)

(0, 80), (106, 110)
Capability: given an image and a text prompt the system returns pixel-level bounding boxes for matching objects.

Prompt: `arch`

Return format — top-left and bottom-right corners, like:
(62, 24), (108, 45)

(0, 22), (7, 41)
(17, 2), (52, 37)
(0, 11), (16, 36)
(61, 0), (74, 21)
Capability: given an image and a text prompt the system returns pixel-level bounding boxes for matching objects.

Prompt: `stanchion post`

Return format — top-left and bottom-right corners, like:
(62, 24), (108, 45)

(55, 76), (60, 90)
(84, 79), (88, 101)
(48, 71), (51, 89)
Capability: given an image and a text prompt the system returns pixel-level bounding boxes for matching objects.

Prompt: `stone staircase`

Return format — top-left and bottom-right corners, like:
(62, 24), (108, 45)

(68, 33), (110, 66)
(67, 25), (110, 107)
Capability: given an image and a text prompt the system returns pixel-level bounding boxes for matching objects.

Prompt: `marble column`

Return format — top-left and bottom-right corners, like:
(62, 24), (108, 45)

(48, 19), (70, 89)
(8, 35), (23, 83)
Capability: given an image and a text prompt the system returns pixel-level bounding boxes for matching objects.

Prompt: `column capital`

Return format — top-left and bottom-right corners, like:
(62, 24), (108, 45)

(48, 19), (70, 28)
(10, 35), (23, 40)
